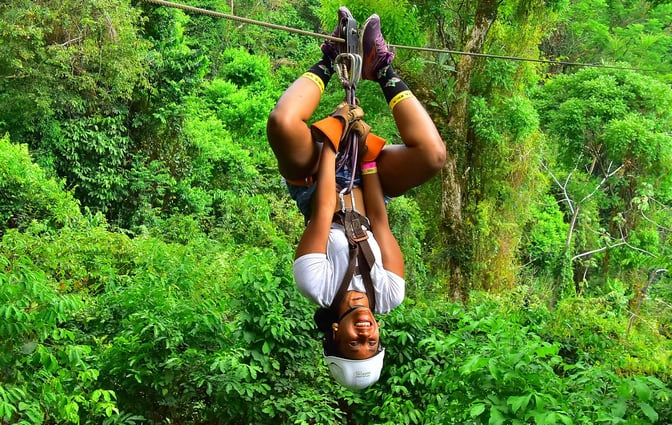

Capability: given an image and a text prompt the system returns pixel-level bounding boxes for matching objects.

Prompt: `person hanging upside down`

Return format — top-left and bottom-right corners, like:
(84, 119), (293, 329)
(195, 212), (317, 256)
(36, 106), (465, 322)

(266, 7), (446, 390)
(292, 108), (404, 390)
(267, 8), (445, 199)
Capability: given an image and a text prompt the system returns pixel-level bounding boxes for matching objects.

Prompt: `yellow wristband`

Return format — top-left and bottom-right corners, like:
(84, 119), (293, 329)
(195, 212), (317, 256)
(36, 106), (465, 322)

(301, 72), (325, 94)
(361, 167), (378, 175)
(388, 90), (415, 110)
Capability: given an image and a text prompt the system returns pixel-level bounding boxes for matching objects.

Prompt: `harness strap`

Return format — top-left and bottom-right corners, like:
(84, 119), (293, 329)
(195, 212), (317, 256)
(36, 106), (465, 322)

(357, 244), (376, 312)
(332, 242), (359, 309)
(331, 209), (377, 312)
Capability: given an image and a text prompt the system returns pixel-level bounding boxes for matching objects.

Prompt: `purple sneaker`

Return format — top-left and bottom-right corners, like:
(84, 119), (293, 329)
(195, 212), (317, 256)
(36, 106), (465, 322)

(321, 7), (353, 60)
(360, 14), (395, 80)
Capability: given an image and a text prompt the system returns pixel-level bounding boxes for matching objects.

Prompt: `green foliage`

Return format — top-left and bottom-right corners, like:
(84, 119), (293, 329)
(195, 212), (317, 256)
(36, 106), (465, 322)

(0, 135), (82, 236)
(534, 68), (672, 176)
(0, 1), (186, 231)
(351, 292), (672, 424)
(0, 0), (149, 135)
(0, 231), (119, 424)
(464, 94), (548, 290)
(90, 236), (236, 423)
(1, 1), (671, 424)
(37, 115), (133, 214)
(544, 292), (672, 380)
(520, 194), (569, 278)
(533, 68), (672, 295)
(317, 0), (425, 56)
(2, 215), (671, 423)
(195, 0), (320, 66)
(207, 48), (280, 161)
(545, 0), (672, 81)
(388, 197), (429, 295)
(182, 93), (259, 190)
(212, 191), (285, 246)
(417, 0), (557, 295)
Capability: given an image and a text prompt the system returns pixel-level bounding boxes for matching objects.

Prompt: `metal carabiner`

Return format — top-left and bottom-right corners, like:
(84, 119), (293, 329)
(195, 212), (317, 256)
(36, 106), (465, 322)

(334, 54), (352, 88)
(339, 187), (348, 213)
(333, 15), (363, 195)
(338, 186), (359, 213)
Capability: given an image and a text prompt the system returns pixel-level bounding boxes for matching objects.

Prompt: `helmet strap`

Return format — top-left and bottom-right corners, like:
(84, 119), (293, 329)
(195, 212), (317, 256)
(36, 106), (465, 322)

(337, 305), (364, 323)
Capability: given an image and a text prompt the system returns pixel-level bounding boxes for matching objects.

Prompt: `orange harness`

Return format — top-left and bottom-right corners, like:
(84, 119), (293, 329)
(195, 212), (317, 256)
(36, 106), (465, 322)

(285, 116), (386, 187)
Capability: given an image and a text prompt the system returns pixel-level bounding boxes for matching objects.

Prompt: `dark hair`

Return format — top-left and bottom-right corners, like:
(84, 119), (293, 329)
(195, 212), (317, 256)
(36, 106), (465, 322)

(313, 307), (341, 356)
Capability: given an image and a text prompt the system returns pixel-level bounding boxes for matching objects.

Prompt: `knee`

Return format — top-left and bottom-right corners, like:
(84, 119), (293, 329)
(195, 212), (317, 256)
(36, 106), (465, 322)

(425, 135), (446, 173)
(267, 108), (307, 150)
(266, 108), (290, 139)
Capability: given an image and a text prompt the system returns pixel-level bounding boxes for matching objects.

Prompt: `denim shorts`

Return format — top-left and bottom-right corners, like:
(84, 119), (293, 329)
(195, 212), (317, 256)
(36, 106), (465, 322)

(286, 165), (361, 220)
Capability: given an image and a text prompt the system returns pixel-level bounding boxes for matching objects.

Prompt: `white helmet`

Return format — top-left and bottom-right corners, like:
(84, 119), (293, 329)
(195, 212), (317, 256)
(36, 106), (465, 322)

(324, 348), (385, 391)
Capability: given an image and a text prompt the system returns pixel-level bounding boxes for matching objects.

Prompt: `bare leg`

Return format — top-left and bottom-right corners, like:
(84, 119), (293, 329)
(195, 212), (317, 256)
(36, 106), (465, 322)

(377, 96), (446, 197)
(359, 14), (446, 197)
(266, 77), (324, 182)
(268, 73), (445, 195)
(267, 6), (352, 182)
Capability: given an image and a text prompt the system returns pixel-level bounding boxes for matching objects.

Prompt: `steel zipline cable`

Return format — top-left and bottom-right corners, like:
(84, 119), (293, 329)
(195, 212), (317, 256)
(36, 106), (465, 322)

(142, 0), (343, 43)
(142, 0), (659, 73)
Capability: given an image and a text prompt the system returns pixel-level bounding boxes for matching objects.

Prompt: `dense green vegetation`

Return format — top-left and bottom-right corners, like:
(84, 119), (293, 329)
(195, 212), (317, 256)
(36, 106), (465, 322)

(1, 0), (670, 423)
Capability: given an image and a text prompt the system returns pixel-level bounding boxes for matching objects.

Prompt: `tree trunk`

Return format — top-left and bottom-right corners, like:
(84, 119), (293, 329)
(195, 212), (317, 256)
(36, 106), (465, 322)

(441, 0), (499, 301)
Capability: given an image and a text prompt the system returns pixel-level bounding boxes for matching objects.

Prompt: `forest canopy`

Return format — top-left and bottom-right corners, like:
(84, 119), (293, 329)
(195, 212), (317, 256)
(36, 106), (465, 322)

(1, 0), (671, 423)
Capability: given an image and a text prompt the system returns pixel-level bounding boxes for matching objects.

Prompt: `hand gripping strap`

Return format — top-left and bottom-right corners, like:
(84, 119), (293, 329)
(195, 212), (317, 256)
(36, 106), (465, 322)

(311, 119), (384, 162)
(311, 102), (364, 152)
(311, 116), (344, 151)
(331, 102), (364, 125)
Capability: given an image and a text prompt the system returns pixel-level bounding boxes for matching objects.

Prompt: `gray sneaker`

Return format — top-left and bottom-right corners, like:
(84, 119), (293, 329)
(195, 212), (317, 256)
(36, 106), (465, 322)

(321, 7), (353, 60)
(359, 14), (395, 80)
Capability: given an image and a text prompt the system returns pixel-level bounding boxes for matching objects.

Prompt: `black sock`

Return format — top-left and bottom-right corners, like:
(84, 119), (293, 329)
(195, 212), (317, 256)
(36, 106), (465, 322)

(376, 65), (412, 105)
(303, 56), (334, 92)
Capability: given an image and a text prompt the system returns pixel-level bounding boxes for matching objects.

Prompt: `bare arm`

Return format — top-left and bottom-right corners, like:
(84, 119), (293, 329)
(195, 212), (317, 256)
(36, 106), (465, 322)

(361, 166), (405, 278)
(294, 145), (337, 259)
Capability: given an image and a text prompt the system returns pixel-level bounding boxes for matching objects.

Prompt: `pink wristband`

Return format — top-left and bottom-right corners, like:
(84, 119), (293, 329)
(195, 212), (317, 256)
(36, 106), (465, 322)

(361, 161), (377, 170)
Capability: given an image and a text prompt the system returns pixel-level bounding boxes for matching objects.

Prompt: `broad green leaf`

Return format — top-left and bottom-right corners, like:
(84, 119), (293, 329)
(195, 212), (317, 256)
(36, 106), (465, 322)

(489, 407), (506, 425)
(611, 399), (627, 418)
(262, 340), (272, 355)
(633, 379), (651, 401)
(507, 394), (532, 413)
(461, 354), (487, 375)
(470, 403), (486, 418)
(637, 402), (658, 423)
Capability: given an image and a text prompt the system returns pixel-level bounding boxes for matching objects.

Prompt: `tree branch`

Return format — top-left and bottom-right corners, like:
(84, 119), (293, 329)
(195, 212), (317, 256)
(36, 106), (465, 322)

(579, 161), (623, 204)
(571, 241), (626, 261)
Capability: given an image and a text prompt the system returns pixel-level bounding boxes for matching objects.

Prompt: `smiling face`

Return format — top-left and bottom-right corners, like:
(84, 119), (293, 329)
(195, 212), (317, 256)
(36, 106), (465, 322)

(332, 291), (380, 360)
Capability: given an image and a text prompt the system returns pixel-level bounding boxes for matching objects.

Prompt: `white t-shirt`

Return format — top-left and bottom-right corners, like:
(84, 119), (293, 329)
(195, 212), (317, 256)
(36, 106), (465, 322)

(293, 222), (405, 314)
